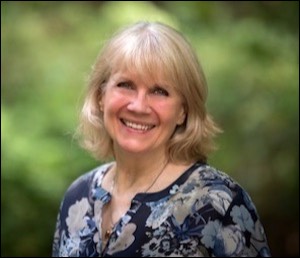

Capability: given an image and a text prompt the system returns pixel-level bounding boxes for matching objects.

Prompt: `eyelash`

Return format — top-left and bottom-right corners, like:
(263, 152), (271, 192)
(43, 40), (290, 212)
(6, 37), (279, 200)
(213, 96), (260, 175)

(151, 87), (169, 96)
(116, 82), (169, 97)
(117, 82), (133, 89)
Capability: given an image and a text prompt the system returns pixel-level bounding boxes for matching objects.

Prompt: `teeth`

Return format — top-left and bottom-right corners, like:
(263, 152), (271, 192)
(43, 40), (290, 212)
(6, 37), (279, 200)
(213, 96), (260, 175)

(123, 119), (154, 131)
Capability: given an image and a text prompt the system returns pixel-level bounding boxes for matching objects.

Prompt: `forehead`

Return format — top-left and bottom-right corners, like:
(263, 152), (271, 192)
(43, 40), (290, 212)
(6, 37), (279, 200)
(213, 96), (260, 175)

(110, 67), (167, 87)
(109, 41), (175, 82)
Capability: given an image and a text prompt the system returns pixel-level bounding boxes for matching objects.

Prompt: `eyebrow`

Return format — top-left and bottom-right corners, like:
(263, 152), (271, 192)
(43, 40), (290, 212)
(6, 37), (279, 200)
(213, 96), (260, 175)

(112, 72), (172, 90)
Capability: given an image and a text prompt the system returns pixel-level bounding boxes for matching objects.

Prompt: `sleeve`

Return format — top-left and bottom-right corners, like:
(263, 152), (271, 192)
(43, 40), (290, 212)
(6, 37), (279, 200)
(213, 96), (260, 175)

(51, 171), (95, 257)
(52, 200), (64, 257)
(202, 187), (272, 257)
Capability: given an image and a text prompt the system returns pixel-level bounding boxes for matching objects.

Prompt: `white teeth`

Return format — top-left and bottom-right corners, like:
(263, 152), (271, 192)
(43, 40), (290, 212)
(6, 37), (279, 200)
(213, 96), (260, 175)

(123, 120), (154, 131)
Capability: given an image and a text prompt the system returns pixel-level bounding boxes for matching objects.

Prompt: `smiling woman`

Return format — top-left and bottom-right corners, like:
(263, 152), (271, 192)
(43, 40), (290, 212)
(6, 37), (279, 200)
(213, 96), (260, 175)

(52, 21), (271, 257)
(101, 69), (186, 156)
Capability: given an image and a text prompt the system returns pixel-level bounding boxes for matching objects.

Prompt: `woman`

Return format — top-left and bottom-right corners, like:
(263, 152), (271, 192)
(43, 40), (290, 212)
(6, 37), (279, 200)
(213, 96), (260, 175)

(52, 21), (271, 257)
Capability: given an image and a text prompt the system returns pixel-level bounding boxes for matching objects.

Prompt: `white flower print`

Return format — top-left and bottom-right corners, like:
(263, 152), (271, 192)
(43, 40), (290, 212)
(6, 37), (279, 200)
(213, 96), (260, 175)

(217, 225), (245, 255)
(59, 230), (81, 257)
(173, 187), (207, 224)
(66, 198), (90, 236)
(108, 223), (136, 254)
(141, 237), (159, 256)
(208, 189), (232, 216)
(52, 162), (271, 257)
(146, 202), (173, 228)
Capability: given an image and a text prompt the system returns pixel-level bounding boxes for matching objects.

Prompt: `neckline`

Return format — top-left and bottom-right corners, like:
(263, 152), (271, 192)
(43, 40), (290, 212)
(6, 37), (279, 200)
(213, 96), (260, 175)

(133, 161), (202, 202)
(98, 161), (205, 203)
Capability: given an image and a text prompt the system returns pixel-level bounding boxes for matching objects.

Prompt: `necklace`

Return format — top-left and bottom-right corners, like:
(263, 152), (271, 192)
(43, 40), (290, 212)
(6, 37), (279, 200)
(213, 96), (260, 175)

(104, 160), (169, 241)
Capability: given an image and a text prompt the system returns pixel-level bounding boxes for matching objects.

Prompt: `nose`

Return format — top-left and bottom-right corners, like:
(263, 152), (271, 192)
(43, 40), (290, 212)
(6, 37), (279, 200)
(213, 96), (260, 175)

(127, 91), (151, 114)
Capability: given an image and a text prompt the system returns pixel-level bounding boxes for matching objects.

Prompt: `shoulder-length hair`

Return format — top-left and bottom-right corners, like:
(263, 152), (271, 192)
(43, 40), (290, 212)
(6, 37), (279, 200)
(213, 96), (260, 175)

(77, 21), (222, 164)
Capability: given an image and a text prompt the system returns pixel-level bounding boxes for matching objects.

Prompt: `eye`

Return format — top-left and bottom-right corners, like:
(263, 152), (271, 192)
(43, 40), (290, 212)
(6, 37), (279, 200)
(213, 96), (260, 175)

(151, 86), (169, 97)
(117, 81), (133, 89)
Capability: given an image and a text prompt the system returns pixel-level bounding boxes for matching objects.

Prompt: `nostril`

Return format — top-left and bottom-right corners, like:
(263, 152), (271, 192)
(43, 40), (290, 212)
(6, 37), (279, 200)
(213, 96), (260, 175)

(127, 98), (151, 113)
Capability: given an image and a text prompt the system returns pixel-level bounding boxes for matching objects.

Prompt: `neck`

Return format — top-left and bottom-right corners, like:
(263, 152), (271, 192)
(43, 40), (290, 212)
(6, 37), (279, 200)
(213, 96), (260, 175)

(112, 150), (169, 193)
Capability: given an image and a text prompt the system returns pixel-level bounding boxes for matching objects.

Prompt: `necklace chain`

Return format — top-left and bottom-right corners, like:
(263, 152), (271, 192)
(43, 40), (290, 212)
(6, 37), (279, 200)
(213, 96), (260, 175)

(104, 160), (169, 241)
(110, 160), (169, 196)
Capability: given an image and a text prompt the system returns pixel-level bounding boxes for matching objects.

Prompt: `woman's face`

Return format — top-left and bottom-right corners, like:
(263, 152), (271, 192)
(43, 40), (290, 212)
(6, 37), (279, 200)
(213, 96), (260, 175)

(100, 69), (185, 156)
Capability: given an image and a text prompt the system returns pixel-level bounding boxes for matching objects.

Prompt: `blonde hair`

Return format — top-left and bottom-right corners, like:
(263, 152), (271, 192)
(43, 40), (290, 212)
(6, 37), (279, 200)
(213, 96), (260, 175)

(77, 21), (222, 163)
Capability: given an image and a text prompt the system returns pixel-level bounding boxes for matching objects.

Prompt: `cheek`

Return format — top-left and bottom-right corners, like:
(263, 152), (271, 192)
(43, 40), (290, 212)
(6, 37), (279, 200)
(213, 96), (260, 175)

(156, 103), (182, 125)
(102, 101), (121, 128)
(103, 91), (126, 112)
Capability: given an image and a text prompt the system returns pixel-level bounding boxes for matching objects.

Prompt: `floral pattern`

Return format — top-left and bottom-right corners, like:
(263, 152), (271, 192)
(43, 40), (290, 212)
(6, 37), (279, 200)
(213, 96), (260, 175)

(52, 162), (271, 257)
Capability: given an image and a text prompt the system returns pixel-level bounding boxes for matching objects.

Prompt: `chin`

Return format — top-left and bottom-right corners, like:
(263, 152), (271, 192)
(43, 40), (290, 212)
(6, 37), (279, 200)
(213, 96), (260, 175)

(117, 142), (152, 154)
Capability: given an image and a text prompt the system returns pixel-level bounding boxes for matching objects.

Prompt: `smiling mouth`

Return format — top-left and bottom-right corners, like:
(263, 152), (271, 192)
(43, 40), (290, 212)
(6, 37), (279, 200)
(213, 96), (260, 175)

(121, 119), (155, 131)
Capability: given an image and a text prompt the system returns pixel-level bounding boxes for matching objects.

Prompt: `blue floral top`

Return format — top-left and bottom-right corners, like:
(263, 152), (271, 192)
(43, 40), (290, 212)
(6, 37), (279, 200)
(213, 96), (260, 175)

(52, 162), (271, 257)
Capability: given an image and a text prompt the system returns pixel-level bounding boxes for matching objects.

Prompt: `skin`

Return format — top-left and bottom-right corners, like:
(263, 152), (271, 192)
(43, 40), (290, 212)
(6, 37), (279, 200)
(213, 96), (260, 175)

(100, 69), (189, 239)
(101, 69), (185, 157)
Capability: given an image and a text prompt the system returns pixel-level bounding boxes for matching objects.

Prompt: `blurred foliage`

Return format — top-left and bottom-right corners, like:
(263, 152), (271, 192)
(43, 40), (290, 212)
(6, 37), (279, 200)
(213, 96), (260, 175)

(1, 1), (299, 257)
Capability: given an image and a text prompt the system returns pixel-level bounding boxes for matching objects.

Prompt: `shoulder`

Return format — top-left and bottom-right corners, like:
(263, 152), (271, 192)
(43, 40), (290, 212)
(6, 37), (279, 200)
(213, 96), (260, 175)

(189, 162), (241, 191)
(186, 162), (256, 216)
(61, 162), (113, 204)
(186, 163), (271, 256)
(193, 162), (244, 191)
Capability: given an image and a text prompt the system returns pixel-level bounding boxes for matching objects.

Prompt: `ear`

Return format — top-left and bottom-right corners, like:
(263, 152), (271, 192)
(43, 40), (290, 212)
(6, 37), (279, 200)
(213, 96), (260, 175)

(176, 105), (186, 125)
(98, 90), (105, 111)
(99, 94), (105, 111)
(99, 101), (103, 111)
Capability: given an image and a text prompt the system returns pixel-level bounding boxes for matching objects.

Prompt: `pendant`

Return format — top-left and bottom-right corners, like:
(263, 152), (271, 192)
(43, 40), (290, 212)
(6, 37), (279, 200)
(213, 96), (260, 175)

(104, 229), (111, 240)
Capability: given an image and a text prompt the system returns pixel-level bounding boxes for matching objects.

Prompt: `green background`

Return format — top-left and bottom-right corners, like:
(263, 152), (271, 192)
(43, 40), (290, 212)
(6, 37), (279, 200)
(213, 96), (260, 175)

(1, 1), (299, 256)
